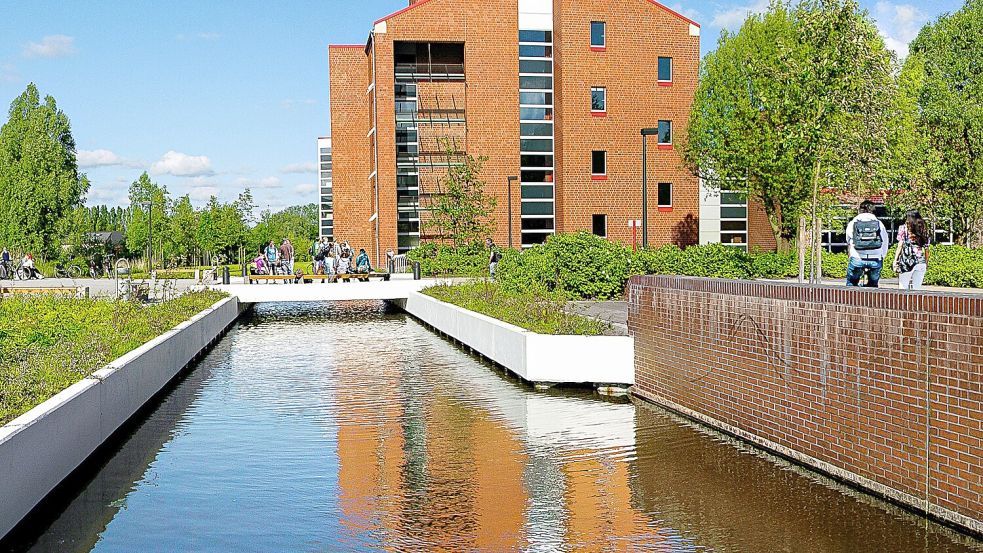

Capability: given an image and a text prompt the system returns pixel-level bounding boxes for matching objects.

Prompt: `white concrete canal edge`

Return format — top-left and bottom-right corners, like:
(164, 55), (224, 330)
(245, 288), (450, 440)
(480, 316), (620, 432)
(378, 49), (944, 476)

(0, 296), (243, 540)
(211, 277), (437, 303)
(396, 292), (634, 387)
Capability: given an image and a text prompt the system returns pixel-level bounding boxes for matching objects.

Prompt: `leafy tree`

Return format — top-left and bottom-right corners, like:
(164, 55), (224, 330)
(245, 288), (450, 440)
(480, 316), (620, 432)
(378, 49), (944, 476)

(0, 83), (88, 255)
(125, 172), (170, 262)
(683, 0), (895, 251)
(249, 203), (318, 260)
(897, 0), (983, 246)
(168, 195), (200, 265)
(423, 145), (497, 248)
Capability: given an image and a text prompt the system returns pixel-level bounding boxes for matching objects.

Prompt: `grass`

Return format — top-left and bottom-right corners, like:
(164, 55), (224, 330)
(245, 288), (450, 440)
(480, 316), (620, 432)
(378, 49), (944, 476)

(422, 281), (608, 336)
(0, 289), (228, 425)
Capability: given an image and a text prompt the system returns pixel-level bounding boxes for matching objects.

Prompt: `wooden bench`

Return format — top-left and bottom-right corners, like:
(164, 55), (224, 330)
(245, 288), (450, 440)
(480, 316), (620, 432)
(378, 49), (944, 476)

(302, 273), (392, 283)
(247, 274), (299, 284)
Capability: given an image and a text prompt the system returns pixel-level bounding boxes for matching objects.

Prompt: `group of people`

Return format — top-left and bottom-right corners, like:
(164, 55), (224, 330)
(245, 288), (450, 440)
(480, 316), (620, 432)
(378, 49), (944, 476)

(310, 238), (371, 276)
(845, 201), (930, 290)
(248, 238), (371, 278)
(0, 247), (43, 280)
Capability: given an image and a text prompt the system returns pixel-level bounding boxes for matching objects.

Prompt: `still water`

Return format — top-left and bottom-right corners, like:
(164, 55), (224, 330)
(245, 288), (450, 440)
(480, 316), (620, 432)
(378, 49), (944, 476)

(6, 302), (981, 552)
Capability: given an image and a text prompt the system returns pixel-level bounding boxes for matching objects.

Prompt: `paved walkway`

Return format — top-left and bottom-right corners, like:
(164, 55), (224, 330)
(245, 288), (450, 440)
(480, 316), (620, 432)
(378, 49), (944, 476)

(0, 278), (202, 298)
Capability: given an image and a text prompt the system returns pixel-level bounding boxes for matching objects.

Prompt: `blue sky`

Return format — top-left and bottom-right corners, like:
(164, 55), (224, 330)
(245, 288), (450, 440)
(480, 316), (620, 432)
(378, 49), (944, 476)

(0, 0), (964, 211)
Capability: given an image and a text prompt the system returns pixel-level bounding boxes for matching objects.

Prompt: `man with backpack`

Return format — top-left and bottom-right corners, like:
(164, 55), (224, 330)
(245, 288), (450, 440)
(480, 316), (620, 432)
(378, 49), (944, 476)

(486, 238), (501, 279)
(845, 200), (889, 288)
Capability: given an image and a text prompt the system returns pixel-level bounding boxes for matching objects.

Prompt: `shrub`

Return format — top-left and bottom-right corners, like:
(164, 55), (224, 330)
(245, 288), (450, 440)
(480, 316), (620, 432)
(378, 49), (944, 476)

(924, 245), (983, 288)
(750, 251), (799, 279)
(423, 281), (607, 336)
(0, 290), (228, 424)
(407, 241), (489, 277)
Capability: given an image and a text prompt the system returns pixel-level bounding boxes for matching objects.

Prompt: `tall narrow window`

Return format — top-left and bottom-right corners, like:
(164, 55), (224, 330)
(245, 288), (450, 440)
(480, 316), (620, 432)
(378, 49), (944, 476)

(590, 22), (606, 48)
(592, 214), (607, 237)
(658, 182), (673, 208)
(591, 87), (606, 113)
(658, 57), (672, 83)
(658, 120), (672, 144)
(592, 151), (606, 176)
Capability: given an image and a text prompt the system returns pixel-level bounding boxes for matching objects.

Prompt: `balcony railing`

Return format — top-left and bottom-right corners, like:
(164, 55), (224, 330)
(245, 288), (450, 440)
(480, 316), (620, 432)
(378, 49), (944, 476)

(395, 63), (465, 81)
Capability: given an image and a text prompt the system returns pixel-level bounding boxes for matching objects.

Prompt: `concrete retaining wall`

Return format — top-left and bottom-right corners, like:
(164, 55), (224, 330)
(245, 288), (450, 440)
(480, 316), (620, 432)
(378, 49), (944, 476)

(398, 292), (633, 386)
(0, 296), (243, 540)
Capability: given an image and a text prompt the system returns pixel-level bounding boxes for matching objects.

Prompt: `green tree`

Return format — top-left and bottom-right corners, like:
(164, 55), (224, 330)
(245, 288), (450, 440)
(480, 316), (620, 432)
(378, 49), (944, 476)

(0, 83), (88, 255)
(250, 203), (318, 260)
(683, 0), (895, 251)
(168, 195), (200, 265)
(125, 172), (170, 263)
(423, 146), (497, 248)
(897, 0), (983, 246)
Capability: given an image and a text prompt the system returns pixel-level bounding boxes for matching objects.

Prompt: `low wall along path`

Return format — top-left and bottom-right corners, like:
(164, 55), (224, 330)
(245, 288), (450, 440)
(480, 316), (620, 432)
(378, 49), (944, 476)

(628, 275), (982, 535)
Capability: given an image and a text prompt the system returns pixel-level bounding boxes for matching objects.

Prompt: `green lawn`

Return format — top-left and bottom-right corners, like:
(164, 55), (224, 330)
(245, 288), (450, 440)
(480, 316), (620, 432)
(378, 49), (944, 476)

(0, 290), (227, 425)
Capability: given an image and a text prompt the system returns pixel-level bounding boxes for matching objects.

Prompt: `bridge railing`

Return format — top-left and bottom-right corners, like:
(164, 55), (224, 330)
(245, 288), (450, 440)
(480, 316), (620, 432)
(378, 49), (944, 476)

(388, 254), (410, 274)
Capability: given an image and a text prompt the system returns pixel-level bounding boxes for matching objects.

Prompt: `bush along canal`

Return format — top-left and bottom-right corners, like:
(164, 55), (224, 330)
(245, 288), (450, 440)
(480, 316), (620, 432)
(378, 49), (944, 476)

(3, 301), (981, 552)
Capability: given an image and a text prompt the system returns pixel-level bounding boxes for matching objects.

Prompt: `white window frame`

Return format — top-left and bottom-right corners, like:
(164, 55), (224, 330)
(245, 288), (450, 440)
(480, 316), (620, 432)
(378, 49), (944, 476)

(657, 57), (673, 83)
(657, 120), (672, 145)
(592, 214), (608, 238)
(591, 150), (607, 176)
(591, 87), (606, 113)
(658, 182), (673, 208)
(590, 21), (606, 48)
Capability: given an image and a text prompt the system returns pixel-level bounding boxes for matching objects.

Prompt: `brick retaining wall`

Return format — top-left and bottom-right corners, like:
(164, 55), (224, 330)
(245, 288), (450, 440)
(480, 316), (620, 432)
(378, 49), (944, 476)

(627, 276), (982, 535)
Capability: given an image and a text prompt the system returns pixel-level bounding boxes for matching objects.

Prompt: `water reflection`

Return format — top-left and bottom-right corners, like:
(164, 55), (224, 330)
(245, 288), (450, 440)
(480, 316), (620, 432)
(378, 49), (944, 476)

(5, 302), (981, 552)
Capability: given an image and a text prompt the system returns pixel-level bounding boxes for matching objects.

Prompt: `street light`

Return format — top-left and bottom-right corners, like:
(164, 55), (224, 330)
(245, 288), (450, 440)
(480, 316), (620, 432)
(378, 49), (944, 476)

(507, 175), (518, 249)
(142, 199), (153, 272)
(640, 128), (658, 248)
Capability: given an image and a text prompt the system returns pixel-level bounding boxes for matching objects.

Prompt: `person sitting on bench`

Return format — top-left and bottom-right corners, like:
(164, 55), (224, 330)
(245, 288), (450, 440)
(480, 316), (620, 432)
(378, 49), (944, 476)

(355, 249), (371, 275)
(336, 250), (352, 278)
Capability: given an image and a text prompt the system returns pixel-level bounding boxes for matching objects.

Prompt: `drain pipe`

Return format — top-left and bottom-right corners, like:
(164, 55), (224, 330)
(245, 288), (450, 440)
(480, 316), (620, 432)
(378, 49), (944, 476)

(370, 31), (382, 268)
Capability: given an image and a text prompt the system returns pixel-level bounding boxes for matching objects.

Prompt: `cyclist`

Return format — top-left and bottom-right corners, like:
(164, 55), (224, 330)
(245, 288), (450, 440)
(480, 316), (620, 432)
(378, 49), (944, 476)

(21, 253), (42, 280)
(0, 247), (10, 279)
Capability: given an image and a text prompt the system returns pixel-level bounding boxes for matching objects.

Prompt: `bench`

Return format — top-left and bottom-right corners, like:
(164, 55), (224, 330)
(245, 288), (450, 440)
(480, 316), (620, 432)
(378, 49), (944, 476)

(302, 273), (392, 283)
(247, 274), (299, 284)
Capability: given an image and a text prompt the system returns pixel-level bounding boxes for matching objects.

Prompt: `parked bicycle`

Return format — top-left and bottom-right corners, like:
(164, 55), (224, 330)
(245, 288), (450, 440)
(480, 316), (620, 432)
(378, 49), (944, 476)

(15, 259), (43, 280)
(0, 260), (11, 280)
(54, 263), (83, 279)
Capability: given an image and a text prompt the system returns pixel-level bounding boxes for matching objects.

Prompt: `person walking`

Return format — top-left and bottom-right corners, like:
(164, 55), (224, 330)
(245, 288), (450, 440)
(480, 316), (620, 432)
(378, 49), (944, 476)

(845, 201), (889, 288)
(1, 247), (10, 280)
(486, 238), (500, 279)
(893, 210), (931, 290)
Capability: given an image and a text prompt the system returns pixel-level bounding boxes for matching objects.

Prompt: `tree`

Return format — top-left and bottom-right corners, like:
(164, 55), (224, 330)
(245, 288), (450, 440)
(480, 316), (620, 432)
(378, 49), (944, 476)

(682, 0), (895, 251)
(423, 145), (497, 248)
(125, 172), (170, 263)
(168, 195), (200, 265)
(249, 203), (318, 260)
(896, 0), (983, 246)
(0, 83), (88, 255)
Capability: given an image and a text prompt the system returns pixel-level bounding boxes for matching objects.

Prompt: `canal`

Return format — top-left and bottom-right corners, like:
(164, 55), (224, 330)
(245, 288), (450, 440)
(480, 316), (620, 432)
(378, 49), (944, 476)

(7, 302), (982, 552)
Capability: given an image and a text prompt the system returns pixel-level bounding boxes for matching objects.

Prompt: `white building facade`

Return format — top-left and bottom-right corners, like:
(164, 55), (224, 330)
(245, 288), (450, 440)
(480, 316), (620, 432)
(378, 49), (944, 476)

(318, 137), (333, 240)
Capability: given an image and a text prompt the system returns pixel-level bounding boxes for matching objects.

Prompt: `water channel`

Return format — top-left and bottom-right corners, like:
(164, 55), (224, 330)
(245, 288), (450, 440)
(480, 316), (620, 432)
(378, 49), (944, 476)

(6, 302), (982, 552)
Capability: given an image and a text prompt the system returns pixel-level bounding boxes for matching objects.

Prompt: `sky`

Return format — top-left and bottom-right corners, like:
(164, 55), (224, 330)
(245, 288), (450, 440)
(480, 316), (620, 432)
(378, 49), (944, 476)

(0, 0), (964, 212)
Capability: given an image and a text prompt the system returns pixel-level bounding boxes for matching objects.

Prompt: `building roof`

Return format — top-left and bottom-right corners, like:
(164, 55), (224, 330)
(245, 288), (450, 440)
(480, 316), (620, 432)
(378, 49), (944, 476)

(372, 0), (700, 28)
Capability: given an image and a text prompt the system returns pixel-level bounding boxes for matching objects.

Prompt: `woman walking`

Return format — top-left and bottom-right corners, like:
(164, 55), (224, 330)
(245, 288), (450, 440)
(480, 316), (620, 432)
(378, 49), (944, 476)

(893, 210), (930, 290)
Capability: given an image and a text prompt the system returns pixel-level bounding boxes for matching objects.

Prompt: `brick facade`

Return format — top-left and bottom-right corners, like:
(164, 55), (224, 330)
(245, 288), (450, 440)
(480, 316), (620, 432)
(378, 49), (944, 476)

(628, 275), (983, 535)
(328, 0), (699, 262)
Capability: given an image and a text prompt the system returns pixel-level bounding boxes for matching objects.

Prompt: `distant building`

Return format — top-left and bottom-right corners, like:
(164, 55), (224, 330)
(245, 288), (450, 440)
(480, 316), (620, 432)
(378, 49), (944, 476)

(328, 0), (701, 262)
(318, 136), (334, 240)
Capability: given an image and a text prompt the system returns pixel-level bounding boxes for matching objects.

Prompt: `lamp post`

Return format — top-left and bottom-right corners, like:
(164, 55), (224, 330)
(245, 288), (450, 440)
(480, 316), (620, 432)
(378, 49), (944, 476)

(142, 199), (153, 273)
(640, 128), (658, 248)
(507, 175), (518, 249)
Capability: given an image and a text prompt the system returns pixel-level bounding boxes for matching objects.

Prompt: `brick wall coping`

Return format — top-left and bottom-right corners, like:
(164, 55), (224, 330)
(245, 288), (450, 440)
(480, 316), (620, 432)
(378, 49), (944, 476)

(628, 275), (983, 317)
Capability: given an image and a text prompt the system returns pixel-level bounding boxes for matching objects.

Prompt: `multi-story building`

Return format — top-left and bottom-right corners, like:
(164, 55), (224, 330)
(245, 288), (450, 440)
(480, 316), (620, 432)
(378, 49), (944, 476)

(329, 0), (701, 263)
(318, 136), (334, 240)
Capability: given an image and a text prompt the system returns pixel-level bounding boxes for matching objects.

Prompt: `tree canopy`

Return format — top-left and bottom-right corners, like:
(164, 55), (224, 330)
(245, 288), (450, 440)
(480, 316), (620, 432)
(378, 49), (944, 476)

(0, 83), (88, 255)
(683, 0), (895, 250)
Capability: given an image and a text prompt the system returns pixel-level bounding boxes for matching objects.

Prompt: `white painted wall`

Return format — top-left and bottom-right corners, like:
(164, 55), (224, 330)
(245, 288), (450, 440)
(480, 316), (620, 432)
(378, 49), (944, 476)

(518, 0), (552, 31)
(212, 278), (435, 303)
(0, 296), (242, 540)
(399, 292), (633, 386)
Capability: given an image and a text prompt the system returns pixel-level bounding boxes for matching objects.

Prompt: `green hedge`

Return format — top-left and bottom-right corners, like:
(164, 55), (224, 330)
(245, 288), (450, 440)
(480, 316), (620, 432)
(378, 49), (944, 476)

(0, 290), (228, 424)
(408, 234), (983, 300)
(423, 281), (607, 336)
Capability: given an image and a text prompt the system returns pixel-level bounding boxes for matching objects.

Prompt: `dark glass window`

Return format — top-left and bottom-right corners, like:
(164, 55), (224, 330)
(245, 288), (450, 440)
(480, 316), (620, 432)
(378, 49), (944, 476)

(521, 169), (553, 183)
(721, 206), (747, 219)
(520, 107), (552, 121)
(519, 75), (552, 89)
(519, 45), (551, 58)
(522, 232), (550, 245)
(658, 120), (672, 144)
(591, 88), (606, 111)
(521, 202), (554, 216)
(521, 185), (554, 199)
(658, 183), (672, 207)
(521, 154), (553, 168)
(521, 217), (554, 230)
(658, 57), (672, 81)
(520, 92), (552, 105)
(520, 123), (553, 137)
(519, 30), (552, 43)
(591, 22), (606, 47)
(592, 151), (606, 175)
(520, 138), (553, 152)
(592, 214), (607, 237)
(519, 60), (552, 74)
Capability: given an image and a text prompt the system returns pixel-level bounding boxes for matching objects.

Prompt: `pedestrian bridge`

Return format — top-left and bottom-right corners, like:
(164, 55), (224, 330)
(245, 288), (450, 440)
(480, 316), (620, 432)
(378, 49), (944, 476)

(211, 276), (439, 303)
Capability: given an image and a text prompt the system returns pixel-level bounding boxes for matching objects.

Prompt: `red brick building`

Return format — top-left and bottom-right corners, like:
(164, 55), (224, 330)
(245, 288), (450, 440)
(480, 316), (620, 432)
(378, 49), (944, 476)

(329, 0), (701, 263)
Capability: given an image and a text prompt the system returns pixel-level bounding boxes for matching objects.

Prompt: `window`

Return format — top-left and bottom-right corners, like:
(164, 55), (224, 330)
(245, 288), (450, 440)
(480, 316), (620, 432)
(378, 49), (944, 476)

(519, 60), (552, 74)
(658, 182), (672, 208)
(592, 214), (607, 237)
(592, 151), (606, 176)
(591, 87), (606, 113)
(658, 57), (672, 82)
(519, 30), (552, 43)
(591, 22), (606, 48)
(658, 120), (672, 144)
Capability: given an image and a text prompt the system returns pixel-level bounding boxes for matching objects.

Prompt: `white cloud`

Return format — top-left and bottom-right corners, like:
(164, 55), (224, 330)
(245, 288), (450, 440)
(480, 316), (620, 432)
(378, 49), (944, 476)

(77, 148), (143, 169)
(0, 63), (18, 83)
(23, 35), (76, 59)
(711, 0), (769, 30)
(293, 183), (317, 194)
(189, 186), (221, 201)
(280, 162), (317, 174)
(150, 150), (214, 177)
(874, 2), (928, 59)
(236, 176), (282, 189)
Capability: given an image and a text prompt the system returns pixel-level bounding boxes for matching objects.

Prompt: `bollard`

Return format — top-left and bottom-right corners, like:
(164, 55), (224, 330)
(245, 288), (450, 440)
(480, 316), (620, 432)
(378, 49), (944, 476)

(222, 266), (230, 285)
(412, 261), (421, 281)
(242, 264), (248, 279)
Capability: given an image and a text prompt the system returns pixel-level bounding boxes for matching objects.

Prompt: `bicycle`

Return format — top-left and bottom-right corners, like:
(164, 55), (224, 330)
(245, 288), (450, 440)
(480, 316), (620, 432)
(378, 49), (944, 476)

(15, 260), (42, 280)
(0, 260), (11, 280)
(54, 263), (83, 279)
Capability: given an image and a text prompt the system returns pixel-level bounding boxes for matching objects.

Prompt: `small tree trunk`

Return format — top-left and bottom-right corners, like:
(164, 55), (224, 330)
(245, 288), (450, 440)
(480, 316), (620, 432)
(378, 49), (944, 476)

(798, 215), (807, 284)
